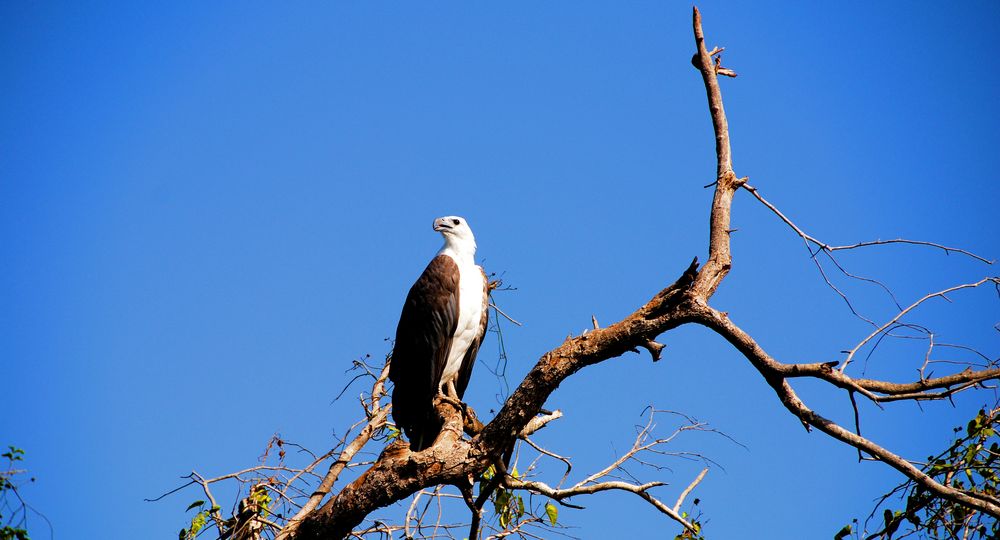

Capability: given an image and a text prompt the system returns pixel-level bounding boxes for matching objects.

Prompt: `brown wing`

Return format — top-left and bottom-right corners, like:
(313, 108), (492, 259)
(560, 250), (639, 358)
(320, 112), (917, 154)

(389, 255), (460, 451)
(454, 266), (489, 399)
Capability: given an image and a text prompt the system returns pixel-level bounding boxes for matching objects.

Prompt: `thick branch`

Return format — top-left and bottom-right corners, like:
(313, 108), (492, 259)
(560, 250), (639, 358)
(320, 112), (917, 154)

(691, 6), (741, 298)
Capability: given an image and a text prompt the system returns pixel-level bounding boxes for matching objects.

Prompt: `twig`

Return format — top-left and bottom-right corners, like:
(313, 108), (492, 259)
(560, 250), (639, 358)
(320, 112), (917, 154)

(741, 183), (993, 265)
(673, 468), (708, 513)
(490, 301), (523, 327)
(841, 278), (999, 373)
(521, 410), (563, 437)
(521, 436), (573, 488)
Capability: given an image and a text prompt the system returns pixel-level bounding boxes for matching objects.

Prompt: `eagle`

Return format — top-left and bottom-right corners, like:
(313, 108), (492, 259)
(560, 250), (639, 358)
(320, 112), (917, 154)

(389, 216), (489, 451)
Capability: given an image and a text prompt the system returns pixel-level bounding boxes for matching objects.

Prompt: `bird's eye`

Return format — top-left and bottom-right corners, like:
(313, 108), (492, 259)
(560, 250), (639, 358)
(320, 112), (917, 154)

(452, 219), (460, 225)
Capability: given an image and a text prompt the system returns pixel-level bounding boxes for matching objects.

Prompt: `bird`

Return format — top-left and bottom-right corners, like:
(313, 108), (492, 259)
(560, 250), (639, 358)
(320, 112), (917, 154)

(389, 216), (489, 451)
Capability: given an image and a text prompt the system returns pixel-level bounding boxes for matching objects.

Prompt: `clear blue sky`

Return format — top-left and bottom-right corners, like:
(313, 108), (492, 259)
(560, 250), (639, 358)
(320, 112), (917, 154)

(3, 2), (998, 538)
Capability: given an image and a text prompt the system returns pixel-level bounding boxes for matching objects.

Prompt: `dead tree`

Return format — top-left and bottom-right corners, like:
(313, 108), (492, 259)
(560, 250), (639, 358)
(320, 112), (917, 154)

(166, 8), (999, 540)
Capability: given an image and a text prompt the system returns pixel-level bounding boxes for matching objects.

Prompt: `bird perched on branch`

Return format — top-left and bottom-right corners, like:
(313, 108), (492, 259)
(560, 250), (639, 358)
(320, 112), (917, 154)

(389, 216), (489, 451)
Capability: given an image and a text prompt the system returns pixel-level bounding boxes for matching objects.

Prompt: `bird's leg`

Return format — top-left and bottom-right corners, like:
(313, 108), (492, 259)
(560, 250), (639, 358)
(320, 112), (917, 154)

(434, 381), (485, 435)
(435, 380), (466, 413)
(428, 381), (469, 446)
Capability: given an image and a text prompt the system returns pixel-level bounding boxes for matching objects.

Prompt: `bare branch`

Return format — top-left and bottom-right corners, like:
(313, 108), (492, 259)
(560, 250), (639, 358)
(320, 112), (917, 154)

(277, 360), (392, 540)
(828, 239), (994, 264)
(691, 301), (1000, 519)
(521, 436), (573, 487)
(190, 471), (227, 533)
(863, 371), (998, 402)
(742, 183), (994, 265)
(521, 410), (563, 437)
(841, 278), (999, 372)
(640, 340), (666, 361)
(691, 6), (740, 298)
(505, 475), (685, 518)
(774, 362), (1000, 403)
(501, 409), (716, 536)
(674, 468), (708, 514)
(490, 301), (523, 327)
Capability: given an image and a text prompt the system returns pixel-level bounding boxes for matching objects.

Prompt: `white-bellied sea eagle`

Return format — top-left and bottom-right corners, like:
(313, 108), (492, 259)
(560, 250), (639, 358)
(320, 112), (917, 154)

(389, 216), (488, 451)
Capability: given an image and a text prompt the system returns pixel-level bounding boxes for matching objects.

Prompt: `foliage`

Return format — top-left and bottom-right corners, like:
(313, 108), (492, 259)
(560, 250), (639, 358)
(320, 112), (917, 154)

(177, 482), (274, 540)
(178, 499), (223, 540)
(1, 446), (30, 540)
(673, 506), (705, 540)
(543, 501), (557, 526)
(848, 407), (1000, 540)
(481, 465), (528, 530)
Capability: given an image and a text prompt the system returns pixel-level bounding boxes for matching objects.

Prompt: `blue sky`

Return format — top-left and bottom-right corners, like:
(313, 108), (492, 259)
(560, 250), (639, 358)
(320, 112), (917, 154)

(2, 2), (998, 538)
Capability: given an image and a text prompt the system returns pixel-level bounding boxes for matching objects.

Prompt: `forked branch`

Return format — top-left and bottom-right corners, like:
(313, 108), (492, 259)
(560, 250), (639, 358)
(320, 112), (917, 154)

(691, 301), (1000, 518)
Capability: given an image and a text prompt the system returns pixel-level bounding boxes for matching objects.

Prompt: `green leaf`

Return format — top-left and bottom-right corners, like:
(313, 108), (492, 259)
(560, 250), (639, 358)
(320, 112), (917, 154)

(494, 488), (512, 528)
(886, 510), (902, 536)
(969, 417), (981, 437)
(497, 501), (510, 528)
(544, 501), (558, 525)
(190, 511), (207, 536)
(834, 524), (852, 540)
(186, 500), (205, 512)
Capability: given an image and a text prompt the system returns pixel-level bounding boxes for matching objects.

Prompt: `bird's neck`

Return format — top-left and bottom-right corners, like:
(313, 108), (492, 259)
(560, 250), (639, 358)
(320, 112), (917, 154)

(438, 240), (476, 266)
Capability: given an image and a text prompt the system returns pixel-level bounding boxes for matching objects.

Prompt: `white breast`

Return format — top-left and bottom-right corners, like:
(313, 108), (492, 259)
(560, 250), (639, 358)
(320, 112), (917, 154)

(440, 256), (485, 387)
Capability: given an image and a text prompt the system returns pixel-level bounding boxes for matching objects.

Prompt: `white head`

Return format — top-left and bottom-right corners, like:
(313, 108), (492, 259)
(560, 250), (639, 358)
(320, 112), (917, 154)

(433, 215), (477, 257)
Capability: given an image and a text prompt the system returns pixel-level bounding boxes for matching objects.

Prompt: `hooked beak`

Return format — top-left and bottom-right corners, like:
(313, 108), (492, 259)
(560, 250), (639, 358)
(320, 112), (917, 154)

(432, 218), (452, 232)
